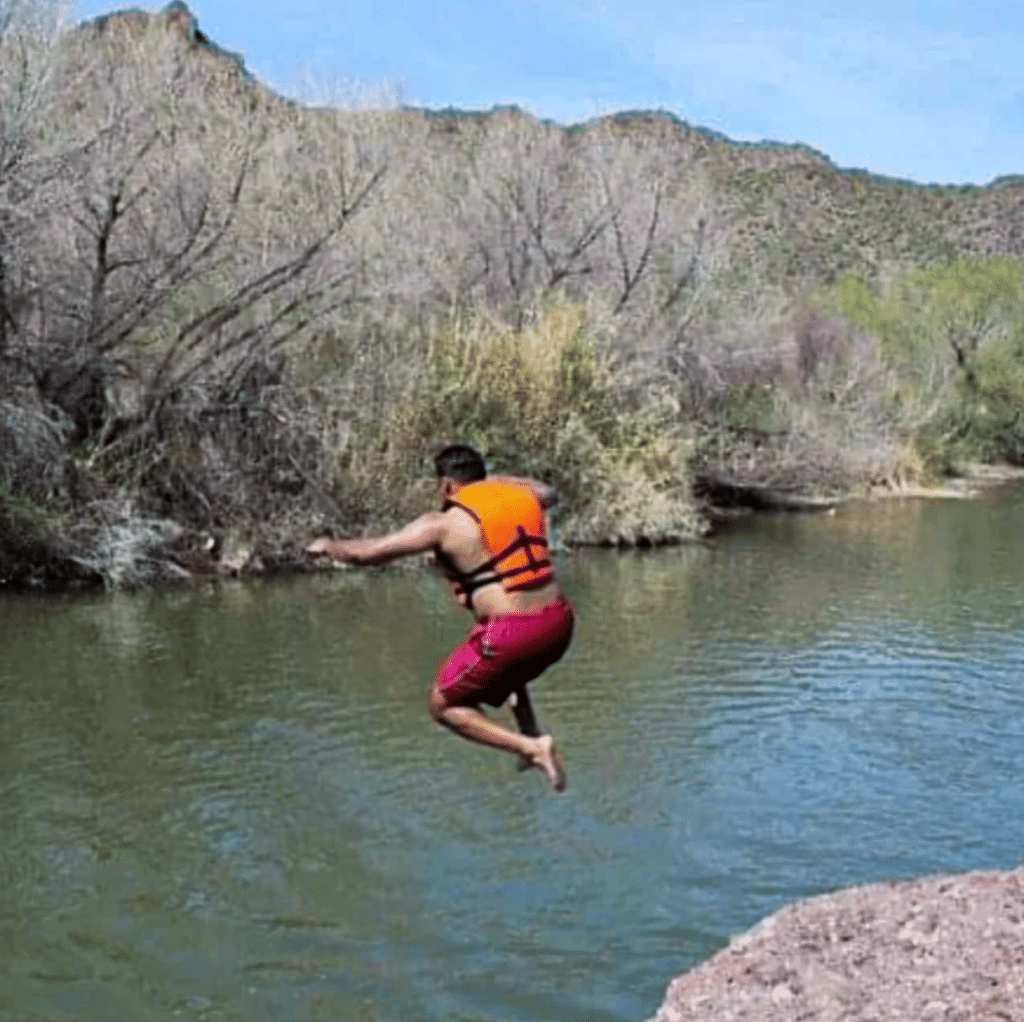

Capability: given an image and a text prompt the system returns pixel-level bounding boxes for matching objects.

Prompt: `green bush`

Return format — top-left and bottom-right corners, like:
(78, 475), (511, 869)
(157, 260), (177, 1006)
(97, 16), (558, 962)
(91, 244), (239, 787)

(949, 334), (1024, 465)
(318, 304), (702, 543)
(822, 257), (1024, 471)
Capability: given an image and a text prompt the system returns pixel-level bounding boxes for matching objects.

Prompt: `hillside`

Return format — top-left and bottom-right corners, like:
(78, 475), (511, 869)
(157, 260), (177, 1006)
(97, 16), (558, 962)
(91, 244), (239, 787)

(72, 3), (1024, 284)
(67, 3), (1024, 296)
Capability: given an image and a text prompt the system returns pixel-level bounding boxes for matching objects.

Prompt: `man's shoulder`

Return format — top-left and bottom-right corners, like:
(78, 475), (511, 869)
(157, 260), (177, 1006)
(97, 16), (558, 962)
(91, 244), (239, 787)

(440, 502), (482, 533)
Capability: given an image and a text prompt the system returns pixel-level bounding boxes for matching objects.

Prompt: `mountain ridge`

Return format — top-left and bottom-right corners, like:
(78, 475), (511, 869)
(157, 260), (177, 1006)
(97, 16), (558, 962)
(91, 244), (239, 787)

(78, 2), (1021, 193)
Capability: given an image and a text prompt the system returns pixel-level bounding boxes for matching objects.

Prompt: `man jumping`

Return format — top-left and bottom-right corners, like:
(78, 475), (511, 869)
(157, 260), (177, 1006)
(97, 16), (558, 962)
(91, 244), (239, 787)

(305, 443), (574, 792)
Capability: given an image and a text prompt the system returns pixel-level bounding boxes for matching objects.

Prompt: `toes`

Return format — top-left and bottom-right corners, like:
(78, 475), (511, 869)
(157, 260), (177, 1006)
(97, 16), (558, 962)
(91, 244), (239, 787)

(548, 748), (567, 792)
(535, 737), (566, 792)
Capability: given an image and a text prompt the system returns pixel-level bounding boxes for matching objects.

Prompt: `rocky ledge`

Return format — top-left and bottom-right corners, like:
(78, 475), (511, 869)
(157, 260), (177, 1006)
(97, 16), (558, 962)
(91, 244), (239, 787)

(649, 866), (1024, 1022)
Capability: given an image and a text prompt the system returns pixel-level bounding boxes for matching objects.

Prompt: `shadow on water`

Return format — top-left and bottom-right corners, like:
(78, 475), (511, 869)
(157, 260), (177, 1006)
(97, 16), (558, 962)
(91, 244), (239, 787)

(2, 483), (1024, 1021)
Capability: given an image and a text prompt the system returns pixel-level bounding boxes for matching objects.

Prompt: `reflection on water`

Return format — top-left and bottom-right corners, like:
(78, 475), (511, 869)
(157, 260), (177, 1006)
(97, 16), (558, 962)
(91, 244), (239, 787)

(2, 485), (1024, 1021)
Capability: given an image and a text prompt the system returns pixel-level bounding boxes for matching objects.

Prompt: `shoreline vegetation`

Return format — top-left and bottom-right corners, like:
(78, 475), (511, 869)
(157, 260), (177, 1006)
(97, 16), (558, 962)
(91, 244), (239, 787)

(3, 2), (1024, 592)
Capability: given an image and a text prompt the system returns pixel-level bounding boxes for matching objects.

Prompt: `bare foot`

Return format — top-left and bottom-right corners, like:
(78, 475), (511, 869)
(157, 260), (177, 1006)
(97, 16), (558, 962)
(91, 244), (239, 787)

(528, 735), (566, 792)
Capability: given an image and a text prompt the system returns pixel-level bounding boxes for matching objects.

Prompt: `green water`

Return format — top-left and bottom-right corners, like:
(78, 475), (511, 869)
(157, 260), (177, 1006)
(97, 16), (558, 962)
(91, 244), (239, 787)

(3, 485), (1024, 1021)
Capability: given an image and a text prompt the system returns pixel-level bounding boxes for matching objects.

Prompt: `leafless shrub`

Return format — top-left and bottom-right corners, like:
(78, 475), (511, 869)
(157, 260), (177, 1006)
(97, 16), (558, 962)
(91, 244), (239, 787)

(435, 113), (610, 326)
(66, 497), (185, 588)
(794, 309), (853, 388)
(282, 62), (404, 112)
(690, 306), (907, 493)
(10, 23), (384, 469)
(579, 117), (722, 338)
(0, 0), (68, 171)
(0, 0), (71, 364)
(0, 394), (69, 500)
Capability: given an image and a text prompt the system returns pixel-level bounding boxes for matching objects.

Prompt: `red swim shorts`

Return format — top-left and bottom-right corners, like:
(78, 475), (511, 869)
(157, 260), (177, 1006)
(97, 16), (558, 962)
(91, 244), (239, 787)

(436, 599), (575, 707)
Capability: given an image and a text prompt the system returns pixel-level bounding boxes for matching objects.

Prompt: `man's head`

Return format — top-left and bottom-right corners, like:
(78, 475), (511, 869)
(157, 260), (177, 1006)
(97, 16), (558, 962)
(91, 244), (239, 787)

(434, 443), (486, 495)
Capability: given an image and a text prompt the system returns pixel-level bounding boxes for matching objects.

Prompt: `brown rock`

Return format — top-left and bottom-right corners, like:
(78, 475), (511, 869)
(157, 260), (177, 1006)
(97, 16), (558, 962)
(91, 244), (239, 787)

(649, 867), (1024, 1022)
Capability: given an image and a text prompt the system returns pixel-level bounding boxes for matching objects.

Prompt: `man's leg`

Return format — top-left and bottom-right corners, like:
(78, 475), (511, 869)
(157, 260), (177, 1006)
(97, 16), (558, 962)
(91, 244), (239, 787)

(508, 686), (540, 772)
(508, 686), (540, 736)
(428, 683), (566, 792)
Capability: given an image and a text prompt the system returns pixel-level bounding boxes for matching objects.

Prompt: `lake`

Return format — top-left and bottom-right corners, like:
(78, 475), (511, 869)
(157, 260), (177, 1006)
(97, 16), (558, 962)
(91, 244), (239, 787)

(2, 484), (1023, 1021)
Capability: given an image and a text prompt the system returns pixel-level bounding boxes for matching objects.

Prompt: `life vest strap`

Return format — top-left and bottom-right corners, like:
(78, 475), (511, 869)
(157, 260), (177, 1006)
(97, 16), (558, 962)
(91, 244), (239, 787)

(465, 526), (548, 579)
(451, 558), (554, 599)
(443, 498), (481, 523)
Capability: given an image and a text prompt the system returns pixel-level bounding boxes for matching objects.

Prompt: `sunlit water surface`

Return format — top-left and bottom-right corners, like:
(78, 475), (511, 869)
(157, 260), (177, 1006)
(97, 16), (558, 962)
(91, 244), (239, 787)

(3, 485), (1024, 1021)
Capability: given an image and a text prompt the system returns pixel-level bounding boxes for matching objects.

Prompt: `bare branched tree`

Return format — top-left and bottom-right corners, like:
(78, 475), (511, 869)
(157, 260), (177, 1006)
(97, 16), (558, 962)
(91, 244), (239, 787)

(419, 113), (611, 326)
(14, 22), (384, 458)
(0, 0), (67, 176)
(0, 0), (69, 370)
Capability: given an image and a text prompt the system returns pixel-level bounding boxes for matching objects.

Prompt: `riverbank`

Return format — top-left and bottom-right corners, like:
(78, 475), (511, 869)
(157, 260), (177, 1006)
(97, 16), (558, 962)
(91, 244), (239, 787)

(648, 866), (1024, 1022)
(866, 462), (1024, 500)
(692, 462), (1024, 526)
(5, 462), (1023, 593)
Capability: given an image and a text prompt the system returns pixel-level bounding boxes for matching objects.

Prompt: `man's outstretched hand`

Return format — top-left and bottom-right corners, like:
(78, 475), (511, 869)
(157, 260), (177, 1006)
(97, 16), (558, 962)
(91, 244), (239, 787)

(305, 513), (446, 568)
(305, 536), (369, 563)
(305, 536), (340, 559)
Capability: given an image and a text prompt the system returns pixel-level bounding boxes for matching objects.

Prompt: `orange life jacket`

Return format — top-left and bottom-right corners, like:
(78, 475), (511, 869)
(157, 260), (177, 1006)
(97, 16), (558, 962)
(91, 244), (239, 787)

(441, 479), (553, 600)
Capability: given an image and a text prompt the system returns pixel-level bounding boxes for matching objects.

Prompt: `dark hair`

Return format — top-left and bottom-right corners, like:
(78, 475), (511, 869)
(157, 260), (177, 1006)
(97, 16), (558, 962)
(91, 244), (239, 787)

(434, 443), (486, 482)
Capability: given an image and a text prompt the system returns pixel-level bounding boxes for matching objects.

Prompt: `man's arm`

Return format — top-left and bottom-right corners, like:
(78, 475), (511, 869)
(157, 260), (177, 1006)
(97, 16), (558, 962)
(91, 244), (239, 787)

(305, 512), (448, 566)
(489, 474), (557, 510)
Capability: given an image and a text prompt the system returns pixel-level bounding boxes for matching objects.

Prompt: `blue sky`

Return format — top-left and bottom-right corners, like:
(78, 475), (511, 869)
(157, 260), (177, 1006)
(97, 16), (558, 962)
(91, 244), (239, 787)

(73, 0), (1024, 186)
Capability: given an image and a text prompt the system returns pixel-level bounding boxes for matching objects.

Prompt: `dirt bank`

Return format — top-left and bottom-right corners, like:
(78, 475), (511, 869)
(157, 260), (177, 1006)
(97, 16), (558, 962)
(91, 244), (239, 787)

(649, 866), (1024, 1022)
